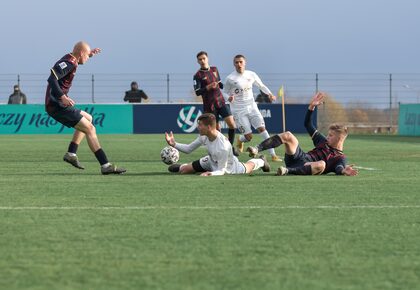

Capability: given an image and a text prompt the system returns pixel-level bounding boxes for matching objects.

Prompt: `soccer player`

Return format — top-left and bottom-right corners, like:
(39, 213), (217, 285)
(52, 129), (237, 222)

(45, 41), (126, 175)
(165, 113), (270, 176)
(193, 51), (239, 156)
(246, 92), (359, 176)
(224, 54), (281, 162)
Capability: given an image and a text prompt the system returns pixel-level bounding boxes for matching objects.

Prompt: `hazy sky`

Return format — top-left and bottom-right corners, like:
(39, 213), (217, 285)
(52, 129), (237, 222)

(1, 0), (420, 74)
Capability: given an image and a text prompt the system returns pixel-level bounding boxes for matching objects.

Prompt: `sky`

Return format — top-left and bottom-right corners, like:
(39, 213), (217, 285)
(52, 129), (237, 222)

(1, 0), (420, 74)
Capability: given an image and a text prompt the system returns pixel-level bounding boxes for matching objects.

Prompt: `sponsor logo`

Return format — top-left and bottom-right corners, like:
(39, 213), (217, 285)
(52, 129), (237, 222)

(0, 107), (105, 133)
(58, 62), (67, 69)
(177, 106), (202, 133)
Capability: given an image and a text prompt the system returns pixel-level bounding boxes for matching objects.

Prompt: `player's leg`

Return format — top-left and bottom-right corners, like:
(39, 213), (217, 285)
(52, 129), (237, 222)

(276, 161), (326, 176)
(235, 112), (253, 153)
(243, 155), (271, 173)
(74, 117), (126, 174)
(219, 105), (236, 145)
(63, 111), (93, 169)
(249, 105), (280, 161)
(168, 156), (211, 175)
(247, 131), (299, 158)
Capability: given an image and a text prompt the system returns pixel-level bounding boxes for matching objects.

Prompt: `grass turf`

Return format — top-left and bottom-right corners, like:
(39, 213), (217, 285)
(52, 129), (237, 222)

(0, 134), (419, 290)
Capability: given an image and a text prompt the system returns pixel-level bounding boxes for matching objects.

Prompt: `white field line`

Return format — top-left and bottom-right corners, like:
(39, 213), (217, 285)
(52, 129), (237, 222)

(353, 166), (380, 171)
(0, 205), (419, 210)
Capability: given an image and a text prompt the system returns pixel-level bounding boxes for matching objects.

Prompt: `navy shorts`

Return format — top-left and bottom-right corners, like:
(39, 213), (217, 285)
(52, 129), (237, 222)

(284, 145), (311, 168)
(207, 104), (232, 123)
(47, 106), (83, 128)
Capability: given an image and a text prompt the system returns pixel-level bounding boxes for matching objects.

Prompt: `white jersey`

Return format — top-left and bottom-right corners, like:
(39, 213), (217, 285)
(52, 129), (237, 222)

(174, 131), (244, 175)
(224, 70), (272, 110)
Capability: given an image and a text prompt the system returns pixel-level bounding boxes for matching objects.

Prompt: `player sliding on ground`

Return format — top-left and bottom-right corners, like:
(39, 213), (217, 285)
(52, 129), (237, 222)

(165, 113), (270, 176)
(246, 92), (358, 176)
(45, 41), (126, 175)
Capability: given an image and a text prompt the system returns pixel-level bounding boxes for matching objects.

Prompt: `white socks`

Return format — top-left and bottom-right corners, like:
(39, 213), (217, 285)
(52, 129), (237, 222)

(239, 135), (248, 143)
(250, 158), (264, 171)
(259, 130), (276, 156)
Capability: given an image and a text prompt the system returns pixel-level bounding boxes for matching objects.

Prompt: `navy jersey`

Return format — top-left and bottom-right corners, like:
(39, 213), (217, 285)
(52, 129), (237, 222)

(304, 109), (347, 174)
(45, 54), (78, 109)
(193, 66), (226, 112)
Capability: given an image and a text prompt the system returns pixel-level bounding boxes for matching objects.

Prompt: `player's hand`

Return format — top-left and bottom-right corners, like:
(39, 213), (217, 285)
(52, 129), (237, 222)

(228, 95), (235, 103)
(206, 82), (218, 90)
(200, 172), (212, 177)
(309, 92), (325, 110)
(165, 131), (176, 147)
(342, 165), (359, 176)
(61, 95), (75, 107)
(89, 48), (101, 57)
(269, 94), (277, 102)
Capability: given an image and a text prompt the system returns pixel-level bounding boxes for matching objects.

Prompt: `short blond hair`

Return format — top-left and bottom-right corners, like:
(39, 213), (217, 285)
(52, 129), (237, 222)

(329, 124), (348, 138)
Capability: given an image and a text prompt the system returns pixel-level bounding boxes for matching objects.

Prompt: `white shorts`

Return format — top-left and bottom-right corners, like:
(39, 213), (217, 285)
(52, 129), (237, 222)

(199, 155), (246, 175)
(232, 103), (265, 135)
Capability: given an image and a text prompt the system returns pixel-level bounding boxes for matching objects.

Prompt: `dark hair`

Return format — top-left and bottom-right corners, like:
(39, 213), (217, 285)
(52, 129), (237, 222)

(197, 113), (216, 127)
(196, 51), (208, 58)
(234, 54), (246, 60)
(131, 81), (138, 86)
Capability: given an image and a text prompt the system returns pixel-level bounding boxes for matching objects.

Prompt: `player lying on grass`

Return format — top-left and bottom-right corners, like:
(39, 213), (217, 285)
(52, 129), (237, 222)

(246, 92), (358, 176)
(45, 41), (126, 175)
(165, 113), (270, 176)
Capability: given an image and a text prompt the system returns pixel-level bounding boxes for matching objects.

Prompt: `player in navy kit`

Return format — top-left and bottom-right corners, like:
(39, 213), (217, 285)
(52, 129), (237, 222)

(193, 51), (239, 156)
(45, 41), (126, 175)
(246, 92), (358, 176)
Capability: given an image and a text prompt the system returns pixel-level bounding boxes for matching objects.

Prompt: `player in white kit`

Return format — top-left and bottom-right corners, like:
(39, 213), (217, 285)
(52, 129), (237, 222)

(165, 113), (270, 176)
(224, 54), (281, 162)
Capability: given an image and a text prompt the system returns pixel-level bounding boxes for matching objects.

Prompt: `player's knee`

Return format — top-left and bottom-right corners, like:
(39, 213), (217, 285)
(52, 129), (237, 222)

(84, 113), (93, 123)
(244, 134), (252, 141)
(85, 123), (96, 135)
(312, 161), (326, 175)
(281, 131), (293, 141)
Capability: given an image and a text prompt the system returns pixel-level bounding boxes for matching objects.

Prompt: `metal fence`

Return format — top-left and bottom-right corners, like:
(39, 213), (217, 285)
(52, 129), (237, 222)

(2, 73), (420, 132)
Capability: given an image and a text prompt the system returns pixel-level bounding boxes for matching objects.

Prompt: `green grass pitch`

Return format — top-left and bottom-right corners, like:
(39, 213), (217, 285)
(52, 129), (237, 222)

(0, 134), (419, 290)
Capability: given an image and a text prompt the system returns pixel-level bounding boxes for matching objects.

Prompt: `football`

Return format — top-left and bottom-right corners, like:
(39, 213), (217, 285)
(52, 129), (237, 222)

(160, 146), (180, 165)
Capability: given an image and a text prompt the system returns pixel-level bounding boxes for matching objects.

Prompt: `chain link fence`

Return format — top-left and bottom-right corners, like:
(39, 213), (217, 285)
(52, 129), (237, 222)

(2, 73), (420, 132)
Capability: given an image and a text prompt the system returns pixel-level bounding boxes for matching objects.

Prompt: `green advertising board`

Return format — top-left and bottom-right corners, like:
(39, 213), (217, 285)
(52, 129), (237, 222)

(398, 104), (420, 136)
(0, 104), (133, 134)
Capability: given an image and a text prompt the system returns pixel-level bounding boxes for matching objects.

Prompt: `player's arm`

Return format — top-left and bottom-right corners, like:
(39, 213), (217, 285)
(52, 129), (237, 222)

(334, 158), (358, 176)
(215, 67), (223, 90)
(47, 62), (76, 106)
(193, 74), (206, 96)
(223, 78), (235, 102)
(305, 92), (327, 145)
(89, 48), (101, 57)
(252, 72), (276, 101)
(166, 132), (202, 154)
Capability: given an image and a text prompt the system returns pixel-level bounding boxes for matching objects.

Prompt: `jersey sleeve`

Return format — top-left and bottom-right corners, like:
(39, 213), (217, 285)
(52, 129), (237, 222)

(252, 72), (272, 96)
(304, 109), (327, 146)
(174, 136), (202, 154)
(193, 73), (205, 96)
(51, 60), (75, 80)
(333, 156), (347, 175)
(214, 68), (224, 89)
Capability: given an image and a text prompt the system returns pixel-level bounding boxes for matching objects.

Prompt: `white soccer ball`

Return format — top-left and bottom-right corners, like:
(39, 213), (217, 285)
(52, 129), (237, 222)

(160, 146), (180, 165)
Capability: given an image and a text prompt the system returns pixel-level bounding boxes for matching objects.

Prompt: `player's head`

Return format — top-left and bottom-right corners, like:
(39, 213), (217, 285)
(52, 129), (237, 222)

(196, 51), (209, 69)
(72, 41), (91, 65)
(197, 113), (217, 135)
(327, 124), (348, 147)
(233, 54), (246, 73)
(131, 81), (138, 90)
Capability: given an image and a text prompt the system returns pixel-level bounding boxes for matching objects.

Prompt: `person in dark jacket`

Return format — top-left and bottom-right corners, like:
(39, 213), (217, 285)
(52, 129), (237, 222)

(8, 85), (27, 104)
